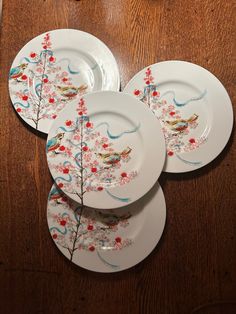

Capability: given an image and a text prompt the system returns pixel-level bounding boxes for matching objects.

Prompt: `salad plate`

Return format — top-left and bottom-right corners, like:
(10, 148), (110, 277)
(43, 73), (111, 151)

(47, 182), (166, 273)
(9, 29), (120, 133)
(46, 91), (166, 209)
(124, 61), (233, 173)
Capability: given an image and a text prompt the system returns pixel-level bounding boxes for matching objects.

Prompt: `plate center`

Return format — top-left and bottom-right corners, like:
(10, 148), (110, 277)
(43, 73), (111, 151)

(25, 48), (103, 107)
(65, 110), (143, 190)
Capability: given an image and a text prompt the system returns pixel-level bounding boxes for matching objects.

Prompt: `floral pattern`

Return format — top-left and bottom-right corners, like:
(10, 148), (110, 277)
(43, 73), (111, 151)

(48, 184), (133, 266)
(47, 97), (138, 205)
(9, 32), (88, 131)
(133, 67), (207, 159)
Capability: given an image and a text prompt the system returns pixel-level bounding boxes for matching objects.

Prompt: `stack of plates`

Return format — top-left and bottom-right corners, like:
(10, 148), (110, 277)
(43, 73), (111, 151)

(9, 29), (233, 272)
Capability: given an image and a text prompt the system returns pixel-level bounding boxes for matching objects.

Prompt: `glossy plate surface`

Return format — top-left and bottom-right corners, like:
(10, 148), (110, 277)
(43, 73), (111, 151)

(124, 61), (233, 173)
(9, 29), (120, 133)
(47, 182), (166, 273)
(46, 91), (166, 209)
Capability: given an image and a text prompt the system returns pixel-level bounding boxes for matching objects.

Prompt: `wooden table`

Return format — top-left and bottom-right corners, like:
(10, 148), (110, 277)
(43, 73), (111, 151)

(0, 1), (235, 313)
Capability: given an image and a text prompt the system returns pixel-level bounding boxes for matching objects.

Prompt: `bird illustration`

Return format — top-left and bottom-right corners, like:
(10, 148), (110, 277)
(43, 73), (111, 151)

(97, 147), (132, 166)
(9, 63), (28, 80)
(56, 84), (88, 99)
(98, 211), (131, 227)
(165, 114), (198, 132)
(49, 187), (62, 203)
(46, 133), (64, 153)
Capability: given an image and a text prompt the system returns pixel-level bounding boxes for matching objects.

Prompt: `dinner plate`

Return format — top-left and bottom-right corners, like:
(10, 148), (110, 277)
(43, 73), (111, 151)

(47, 91), (166, 209)
(124, 61), (233, 173)
(47, 181), (166, 273)
(8, 29), (120, 133)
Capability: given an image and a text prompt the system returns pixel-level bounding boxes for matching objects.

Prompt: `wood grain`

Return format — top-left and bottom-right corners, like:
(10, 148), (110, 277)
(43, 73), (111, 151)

(0, 0), (235, 313)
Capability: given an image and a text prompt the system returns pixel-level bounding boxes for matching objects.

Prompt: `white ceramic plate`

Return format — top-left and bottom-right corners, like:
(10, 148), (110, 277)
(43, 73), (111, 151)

(47, 181), (166, 273)
(8, 29), (120, 133)
(124, 61), (233, 173)
(47, 91), (166, 209)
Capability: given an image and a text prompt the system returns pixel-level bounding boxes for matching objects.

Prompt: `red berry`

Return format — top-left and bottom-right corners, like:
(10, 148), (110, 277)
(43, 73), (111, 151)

(82, 146), (88, 152)
(102, 143), (108, 149)
(134, 89), (140, 96)
(86, 122), (91, 128)
(91, 167), (97, 173)
(189, 138), (196, 144)
(146, 68), (151, 75)
(87, 225), (94, 231)
(43, 78), (48, 83)
(59, 146), (65, 151)
(146, 80), (150, 85)
(16, 108), (21, 112)
(30, 52), (36, 58)
(65, 120), (72, 126)
(121, 172), (127, 177)
(97, 186), (103, 191)
(58, 183), (63, 188)
(168, 151), (174, 156)
(43, 45), (47, 49)
(60, 220), (66, 226)
(152, 91), (159, 97)
(49, 98), (55, 103)
(169, 111), (175, 116)
(115, 237), (122, 243)
(22, 95), (28, 101)
(62, 77), (68, 82)
(63, 168), (69, 174)
(78, 111), (83, 116)
(52, 115), (57, 119)
(89, 246), (95, 252)
(21, 75), (27, 80)
(52, 234), (57, 239)
(49, 56), (55, 62)
(61, 196), (68, 202)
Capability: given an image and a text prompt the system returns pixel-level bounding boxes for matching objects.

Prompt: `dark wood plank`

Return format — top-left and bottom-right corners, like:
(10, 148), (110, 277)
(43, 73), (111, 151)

(0, 0), (235, 313)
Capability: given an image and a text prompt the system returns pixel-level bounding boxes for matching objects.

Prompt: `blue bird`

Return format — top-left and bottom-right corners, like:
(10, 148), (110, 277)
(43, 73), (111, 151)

(9, 63), (28, 80)
(46, 133), (64, 153)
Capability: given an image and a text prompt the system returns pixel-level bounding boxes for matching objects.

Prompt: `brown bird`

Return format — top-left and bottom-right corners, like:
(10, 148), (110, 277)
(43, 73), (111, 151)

(97, 147), (132, 166)
(56, 84), (88, 99)
(98, 211), (131, 227)
(166, 114), (198, 132)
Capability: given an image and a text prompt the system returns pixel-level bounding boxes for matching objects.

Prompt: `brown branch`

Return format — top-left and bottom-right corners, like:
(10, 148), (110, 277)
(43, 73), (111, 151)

(35, 52), (47, 129)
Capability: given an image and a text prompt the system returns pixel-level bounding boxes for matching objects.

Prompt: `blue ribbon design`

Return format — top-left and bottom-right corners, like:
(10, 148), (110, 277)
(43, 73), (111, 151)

(92, 122), (141, 140)
(159, 90), (207, 107)
(54, 174), (73, 184)
(35, 83), (42, 97)
(49, 226), (67, 235)
(97, 251), (120, 269)
(52, 58), (98, 75)
(176, 154), (202, 166)
(14, 101), (30, 109)
(105, 189), (130, 203)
